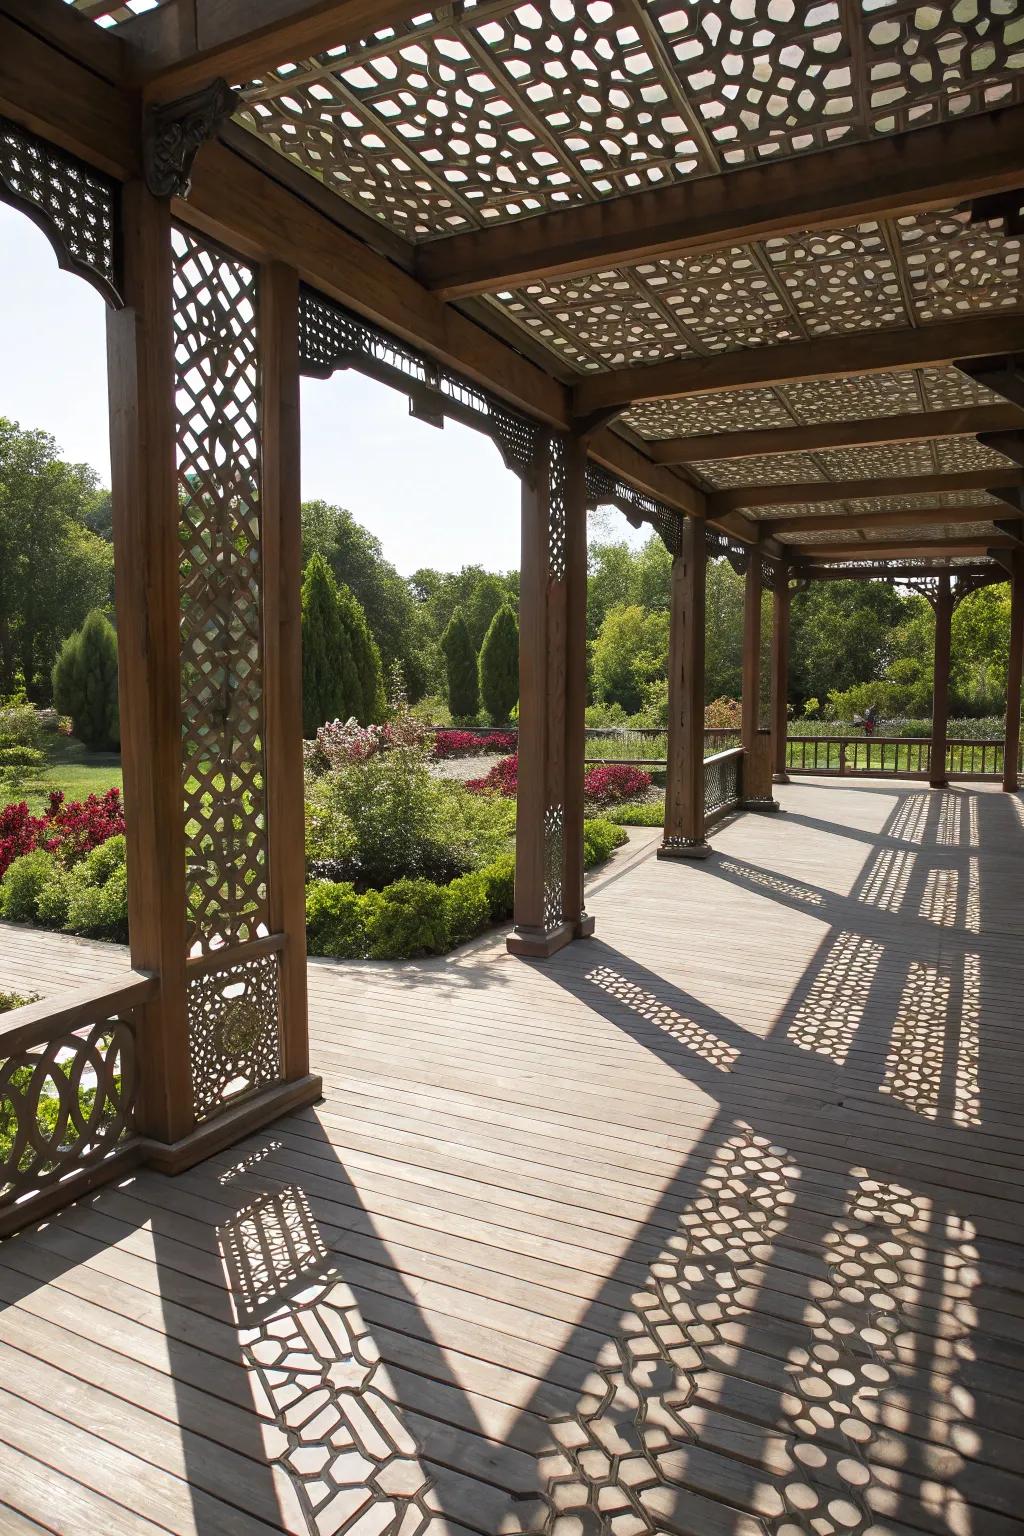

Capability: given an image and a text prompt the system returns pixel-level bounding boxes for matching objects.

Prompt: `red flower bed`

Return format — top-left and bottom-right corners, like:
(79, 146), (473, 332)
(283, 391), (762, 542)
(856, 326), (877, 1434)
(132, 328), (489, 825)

(433, 729), (517, 758)
(465, 753), (519, 797)
(0, 788), (125, 881)
(464, 756), (650, 805)
(583, 764), (652, 806)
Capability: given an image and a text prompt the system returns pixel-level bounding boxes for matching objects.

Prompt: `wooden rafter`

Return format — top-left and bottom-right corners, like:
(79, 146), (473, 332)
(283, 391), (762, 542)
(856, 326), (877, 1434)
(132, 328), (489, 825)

(711, 468), (1024, 515)
(646, 405), (1024, 466)
(790, 537), (1017, 560)
(418, 107), (1024, 299)
(766, 505), (1006, 535)
(127, 0), (432, 100)
(574, 318), (1024, 417)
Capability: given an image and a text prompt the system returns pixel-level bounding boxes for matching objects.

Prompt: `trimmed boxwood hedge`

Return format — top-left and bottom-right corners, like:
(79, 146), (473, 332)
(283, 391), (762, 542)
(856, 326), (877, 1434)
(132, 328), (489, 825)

(306, 819), (626, 960)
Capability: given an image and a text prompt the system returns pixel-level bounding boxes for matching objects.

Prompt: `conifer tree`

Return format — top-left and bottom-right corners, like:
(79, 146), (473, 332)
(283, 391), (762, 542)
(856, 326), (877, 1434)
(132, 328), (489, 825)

(478, 603), (519, 723)
(51, 608), (120, 749)
(301, 553), (348, 735)
(441, 608), (479, 721)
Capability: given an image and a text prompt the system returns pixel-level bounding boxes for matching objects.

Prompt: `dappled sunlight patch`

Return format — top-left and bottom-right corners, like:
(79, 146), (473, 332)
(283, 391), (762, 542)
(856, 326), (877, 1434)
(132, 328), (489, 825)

(220, 1184), (439, 1534)
(856, 845), (914, 915)
(786, 931), (884, 1065)
(585, 964), (739, 1072)
(500, 1127), (795, 1534)
(881, 962), (950, 1121)
(936, 796), (962, 850)
(717, 857), (825, 908)
(885, 795), (931, 847)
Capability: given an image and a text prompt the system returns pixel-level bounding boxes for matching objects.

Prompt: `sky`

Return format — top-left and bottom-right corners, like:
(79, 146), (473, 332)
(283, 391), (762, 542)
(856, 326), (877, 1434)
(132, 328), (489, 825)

(0, 204), (642, 575)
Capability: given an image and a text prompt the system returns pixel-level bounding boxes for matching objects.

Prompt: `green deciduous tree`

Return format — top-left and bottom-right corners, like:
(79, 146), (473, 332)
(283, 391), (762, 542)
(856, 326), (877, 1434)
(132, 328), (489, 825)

(0, 419), (114, 702)
(301, 553), (386, 734)
(479, 603), (519, 722)
(789, 579), (908, 713)
(51, 609), (120, 749)
(592, 603), (669, 716)
(441, 608), (479, 720)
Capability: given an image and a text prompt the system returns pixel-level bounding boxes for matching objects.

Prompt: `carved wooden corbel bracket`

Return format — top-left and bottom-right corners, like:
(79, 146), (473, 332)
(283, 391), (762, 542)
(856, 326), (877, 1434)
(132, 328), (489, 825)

(143, 79), (238, 199)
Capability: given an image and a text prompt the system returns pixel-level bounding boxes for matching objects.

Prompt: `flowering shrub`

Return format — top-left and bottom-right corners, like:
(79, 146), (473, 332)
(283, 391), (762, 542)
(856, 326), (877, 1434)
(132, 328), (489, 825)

(306, 717), (393, 773)
(704, 697), (742, 730)
(583, 764), (652, 806)
(45, 789), (125, 861)
(0, 802), (47, 882)
(465, 753), (519, 797)
(0, 788), (125, 881)
(432, 729), (517, 758)
(464, 755), (650, 806)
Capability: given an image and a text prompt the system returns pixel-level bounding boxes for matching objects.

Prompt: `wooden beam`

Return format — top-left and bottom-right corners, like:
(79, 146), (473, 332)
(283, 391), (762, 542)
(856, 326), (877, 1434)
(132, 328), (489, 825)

(573, 317), (1024, 417)
(588, 431), (705, 518)
(0, 11), (140, 177)
(183, 140), (570, 429)
(979, 431), (1024, 467)
(800, 561), (1001, 581)
(133, 0), (432, 100)
(418, 107), (1024, 299)
(790, 536), (1017, 559)
(1, 0), (130, 84)
(766, 504), (1005, 534)
(711, 467), (1024, 515)
(648, 405), (1024, 466)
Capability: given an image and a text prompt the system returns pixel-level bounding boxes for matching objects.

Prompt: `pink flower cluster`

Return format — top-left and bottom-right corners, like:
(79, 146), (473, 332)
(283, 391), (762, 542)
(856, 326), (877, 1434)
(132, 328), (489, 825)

(465, 756), (650, 806)
(432, 729), (517, 759)
(0, 788), (125, 881)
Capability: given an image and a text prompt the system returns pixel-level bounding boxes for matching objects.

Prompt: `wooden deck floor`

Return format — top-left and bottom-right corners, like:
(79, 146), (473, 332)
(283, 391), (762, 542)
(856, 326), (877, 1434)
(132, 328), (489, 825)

(1, 778), (1023, 1536)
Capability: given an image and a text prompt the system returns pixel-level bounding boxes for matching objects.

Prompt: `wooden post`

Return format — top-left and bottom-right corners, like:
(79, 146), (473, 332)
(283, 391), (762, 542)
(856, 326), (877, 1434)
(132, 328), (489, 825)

(260, 262), (311, 1079)
(741, 553), (779, 809)
(106, 184), (192, 1146)
(561, 435), (594, 936)
(741, 552), (762, 753)
(930, 572), (952, 789)
(1004, 557), (1024, 793)
(771, 574), (791, 783)
(509, 432), (573, 958)
(660, 516), (710, 858)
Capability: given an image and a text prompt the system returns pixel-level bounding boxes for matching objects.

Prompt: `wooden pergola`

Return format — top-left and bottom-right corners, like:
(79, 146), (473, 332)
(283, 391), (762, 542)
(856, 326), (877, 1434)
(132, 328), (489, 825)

(1, 0), (1023, 1218)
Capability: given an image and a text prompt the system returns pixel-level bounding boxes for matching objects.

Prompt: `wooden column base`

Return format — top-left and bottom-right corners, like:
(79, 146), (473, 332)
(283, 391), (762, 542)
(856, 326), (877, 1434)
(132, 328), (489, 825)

(744, 797), (782, 813)
(658, 838), (712, 859)
(507, 921), (574, 959)
(772, 771), (791, 785)
(929, 775), (948, 790)
(1002, 776), (1020, 793)
(140, 1072), (323, 1176)
(574, 913), (597, 939)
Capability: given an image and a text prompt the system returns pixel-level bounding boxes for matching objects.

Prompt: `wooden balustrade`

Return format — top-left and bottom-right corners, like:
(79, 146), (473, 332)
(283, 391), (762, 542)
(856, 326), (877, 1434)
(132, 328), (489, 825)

(0, 972), (157, 1237)
(785, 735), (1013, 779)
(703, 747), (744, 826)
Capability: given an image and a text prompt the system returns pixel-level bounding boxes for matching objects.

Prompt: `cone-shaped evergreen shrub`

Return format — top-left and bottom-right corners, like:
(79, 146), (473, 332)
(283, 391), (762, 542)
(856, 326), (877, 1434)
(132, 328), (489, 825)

(479, 603), (519, 723)
(51, 609), (120, 750)
(442, 608), (479, 721)
(302, 553), (386, 733)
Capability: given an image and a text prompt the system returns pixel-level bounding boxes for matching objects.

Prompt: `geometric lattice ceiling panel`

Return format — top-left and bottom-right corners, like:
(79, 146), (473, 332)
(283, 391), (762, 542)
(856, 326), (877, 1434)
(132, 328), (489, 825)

(747, 487), (1005, 520)
(691, 452), (825, 489)
(622, 386), (794, 439)
(898, 208), (1024, 323)
(780, 371), (925, 424)
(235, 3), (1024, 243)
(65, 0), (176, 25)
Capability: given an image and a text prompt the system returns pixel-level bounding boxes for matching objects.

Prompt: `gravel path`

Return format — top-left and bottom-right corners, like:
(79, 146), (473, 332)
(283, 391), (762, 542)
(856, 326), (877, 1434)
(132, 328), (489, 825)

(428, 753), (501, 782)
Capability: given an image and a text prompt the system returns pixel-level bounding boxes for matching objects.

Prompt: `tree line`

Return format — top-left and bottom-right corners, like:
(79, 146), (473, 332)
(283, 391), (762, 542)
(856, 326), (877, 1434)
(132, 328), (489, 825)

(2, 420), (1015, 751)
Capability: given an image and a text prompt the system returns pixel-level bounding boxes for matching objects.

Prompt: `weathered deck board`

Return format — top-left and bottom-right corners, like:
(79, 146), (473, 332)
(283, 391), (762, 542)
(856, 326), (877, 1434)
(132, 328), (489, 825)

(1, 778), (1023, 1535)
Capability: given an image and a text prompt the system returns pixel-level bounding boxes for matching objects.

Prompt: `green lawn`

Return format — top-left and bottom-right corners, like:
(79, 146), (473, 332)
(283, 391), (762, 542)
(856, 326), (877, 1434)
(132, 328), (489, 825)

(2, 735), (122, 813)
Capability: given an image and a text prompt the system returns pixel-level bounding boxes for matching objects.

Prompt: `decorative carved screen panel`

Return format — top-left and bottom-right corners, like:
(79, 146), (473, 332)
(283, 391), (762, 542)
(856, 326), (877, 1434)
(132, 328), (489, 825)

(188, 950), (283, 1122)
(0, 115), (121, 306)
(172, 225), (270, 957)
(298, 285), (540, 479)
(583, 462), (681, 554)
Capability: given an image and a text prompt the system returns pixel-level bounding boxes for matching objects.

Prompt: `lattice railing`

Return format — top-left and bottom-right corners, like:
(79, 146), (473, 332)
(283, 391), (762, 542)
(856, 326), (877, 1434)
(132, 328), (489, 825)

(704, 747), (744, 826)
(0, 973), (155, 1237)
